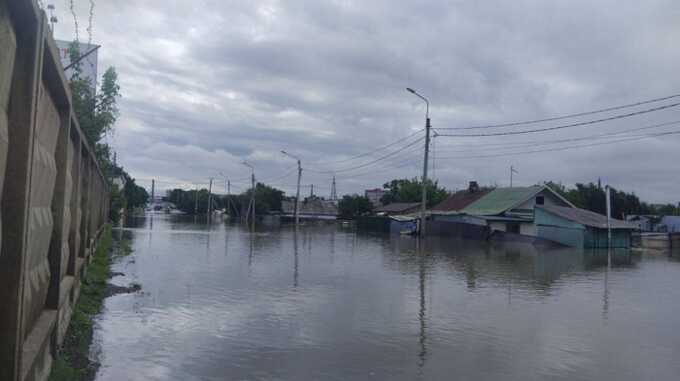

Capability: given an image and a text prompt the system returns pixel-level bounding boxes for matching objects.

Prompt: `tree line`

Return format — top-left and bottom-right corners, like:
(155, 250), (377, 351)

(545, 181), (679, 218)
(165, 183), (284, 216)
(68, 42), (148, 222)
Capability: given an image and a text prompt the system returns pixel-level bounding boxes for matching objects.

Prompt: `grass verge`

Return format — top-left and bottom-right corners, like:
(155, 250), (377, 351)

(49, 225), (113, 381)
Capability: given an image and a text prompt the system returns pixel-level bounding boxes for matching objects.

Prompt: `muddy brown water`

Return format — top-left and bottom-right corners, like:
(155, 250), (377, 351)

(93, 214), (680, 380)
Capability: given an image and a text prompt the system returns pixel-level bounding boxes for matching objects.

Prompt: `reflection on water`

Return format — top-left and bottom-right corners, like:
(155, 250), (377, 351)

(93, 214), (680, 381)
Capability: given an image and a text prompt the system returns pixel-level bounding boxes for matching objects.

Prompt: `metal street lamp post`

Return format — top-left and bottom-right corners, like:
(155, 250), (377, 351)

(407, 87), (431, 237)
(281, 151), (302, 227)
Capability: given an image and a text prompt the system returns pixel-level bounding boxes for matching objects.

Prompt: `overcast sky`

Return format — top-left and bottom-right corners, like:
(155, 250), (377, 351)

(52, 0), (680, 203)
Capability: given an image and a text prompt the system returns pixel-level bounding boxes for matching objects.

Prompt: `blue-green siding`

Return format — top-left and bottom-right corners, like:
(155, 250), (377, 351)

(535, 208), (632, 248)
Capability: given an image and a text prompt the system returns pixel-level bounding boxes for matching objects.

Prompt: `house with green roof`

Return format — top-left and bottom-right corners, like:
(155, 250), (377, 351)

(430, 185), (574, 239)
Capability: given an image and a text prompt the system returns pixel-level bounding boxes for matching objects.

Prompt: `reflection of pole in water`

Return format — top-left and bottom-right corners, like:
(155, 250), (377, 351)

(416, 240), (428, 372)
(603, 247), (611, 320)
(249, 231), (254, 268)
(330, 228), (335, 264)
(148, 214), (154, 248)
(206, 228), (211, 257)
(293, 227), (299, 288)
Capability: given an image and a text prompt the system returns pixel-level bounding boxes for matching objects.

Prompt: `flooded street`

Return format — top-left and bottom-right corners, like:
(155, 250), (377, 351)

(94, 214), (680, 381)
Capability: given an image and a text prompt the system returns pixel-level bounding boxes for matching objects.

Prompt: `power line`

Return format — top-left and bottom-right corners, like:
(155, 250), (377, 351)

(435, 129), (680, 160)
(433, 120), (680, 153)
(314, 128), (424, 165)
(307, 136), (425, 174)
(434, 102), (680, 136)
(445, 93), (680, 130)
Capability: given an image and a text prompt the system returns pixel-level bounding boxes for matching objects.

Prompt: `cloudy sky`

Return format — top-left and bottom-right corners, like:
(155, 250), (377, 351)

(52, 0), (680, 203)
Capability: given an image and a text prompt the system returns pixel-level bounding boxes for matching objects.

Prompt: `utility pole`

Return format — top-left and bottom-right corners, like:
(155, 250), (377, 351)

(606, 185), (612, 247)
(407, 87), (431, 237)
(151, 179), (155, 207)
(243, 162), (255, 229)
(194, 185), (199, 215)
(250, 171), (256, 230)
(281, 151), (302, 227)
(207, 177), (214, 220)
(510, 165), (518, 187)
(310, 184), (314, 198)
(330, 176), (337, 201)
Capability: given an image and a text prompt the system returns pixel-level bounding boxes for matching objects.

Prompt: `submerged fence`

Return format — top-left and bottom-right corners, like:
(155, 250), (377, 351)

(0, 2), (110, 381)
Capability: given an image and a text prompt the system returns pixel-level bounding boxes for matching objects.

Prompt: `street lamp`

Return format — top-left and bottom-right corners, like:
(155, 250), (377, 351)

(281, 150), (302, 227)
(242, 161), (255, 228)
(407, 87), (431, 237)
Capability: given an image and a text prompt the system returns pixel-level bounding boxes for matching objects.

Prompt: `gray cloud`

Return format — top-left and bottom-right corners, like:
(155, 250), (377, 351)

(53, 0), (680, 202)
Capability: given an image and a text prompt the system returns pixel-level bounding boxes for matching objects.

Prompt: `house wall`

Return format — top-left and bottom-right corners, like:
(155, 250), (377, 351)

(535, 208), (632, 248)
(585, 228), (631, 248)
(513, 189), (569, 212)
(427, 220), (490, 240)
(430, 214), (486, 226)
(390, 219), (417, 234)
(489, 221), (506, 232)
(520, 223), (537, 236)
(535, 207), (586, 247)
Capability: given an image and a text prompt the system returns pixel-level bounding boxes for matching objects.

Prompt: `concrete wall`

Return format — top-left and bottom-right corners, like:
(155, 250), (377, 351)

(0, 2), (110, 381)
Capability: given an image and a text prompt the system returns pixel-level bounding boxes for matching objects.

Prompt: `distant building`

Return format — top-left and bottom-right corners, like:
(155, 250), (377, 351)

(282, 198), (338, 219)
(535, 205), (637, 248)
(364, 188), (386, 207)
(658, 216), (680, 233)
(626, 215), (658, 231)
(55, 40), (99, 94)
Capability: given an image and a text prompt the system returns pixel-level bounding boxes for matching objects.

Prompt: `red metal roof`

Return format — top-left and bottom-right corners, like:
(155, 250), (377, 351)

(431, 188), (492, 212)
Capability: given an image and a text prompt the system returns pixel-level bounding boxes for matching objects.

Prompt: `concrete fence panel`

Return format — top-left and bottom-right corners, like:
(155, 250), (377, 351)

(0, 2), (110, 380)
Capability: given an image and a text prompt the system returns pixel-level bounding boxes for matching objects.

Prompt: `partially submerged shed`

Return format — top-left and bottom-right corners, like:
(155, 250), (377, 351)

(535, 205), (637, 248)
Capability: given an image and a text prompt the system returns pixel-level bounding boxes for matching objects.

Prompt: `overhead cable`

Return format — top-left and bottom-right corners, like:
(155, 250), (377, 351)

(315, 128), (424, 165)
(435, 129), (680, 160)
(434, 102), (680, 136)
(443, 93), (680, 130)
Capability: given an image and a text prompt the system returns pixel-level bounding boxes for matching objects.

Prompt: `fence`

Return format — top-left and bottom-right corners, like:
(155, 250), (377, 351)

(0, 2), (110, 381)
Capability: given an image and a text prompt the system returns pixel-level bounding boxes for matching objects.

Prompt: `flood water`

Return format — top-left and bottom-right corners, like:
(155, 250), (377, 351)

(94, 214), (680, 381)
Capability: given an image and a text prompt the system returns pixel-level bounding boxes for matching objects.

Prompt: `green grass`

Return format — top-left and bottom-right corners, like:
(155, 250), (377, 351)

(49, 225), (113, 381)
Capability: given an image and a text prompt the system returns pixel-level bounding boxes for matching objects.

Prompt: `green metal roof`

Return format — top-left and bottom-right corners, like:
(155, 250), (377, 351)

(461, 186), (544, 216)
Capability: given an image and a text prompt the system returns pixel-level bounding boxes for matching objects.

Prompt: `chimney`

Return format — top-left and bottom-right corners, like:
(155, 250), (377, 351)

(468, 181), (479, 193)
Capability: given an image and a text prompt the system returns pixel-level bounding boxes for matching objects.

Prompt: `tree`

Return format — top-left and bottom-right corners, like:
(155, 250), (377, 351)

(166, 188), (223, 215)
(380, 178), (448, 207)
(229, 183), (284, 216)
(544, 181), (679, 218)
(67, 42), (140, 222)
(124, 177), (149, 210)
(338, 195), (373, 219)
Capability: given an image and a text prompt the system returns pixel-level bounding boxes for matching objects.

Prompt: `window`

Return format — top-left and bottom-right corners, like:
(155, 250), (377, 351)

(506, 222), (520, 234)
(536, 196), (545, 205)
